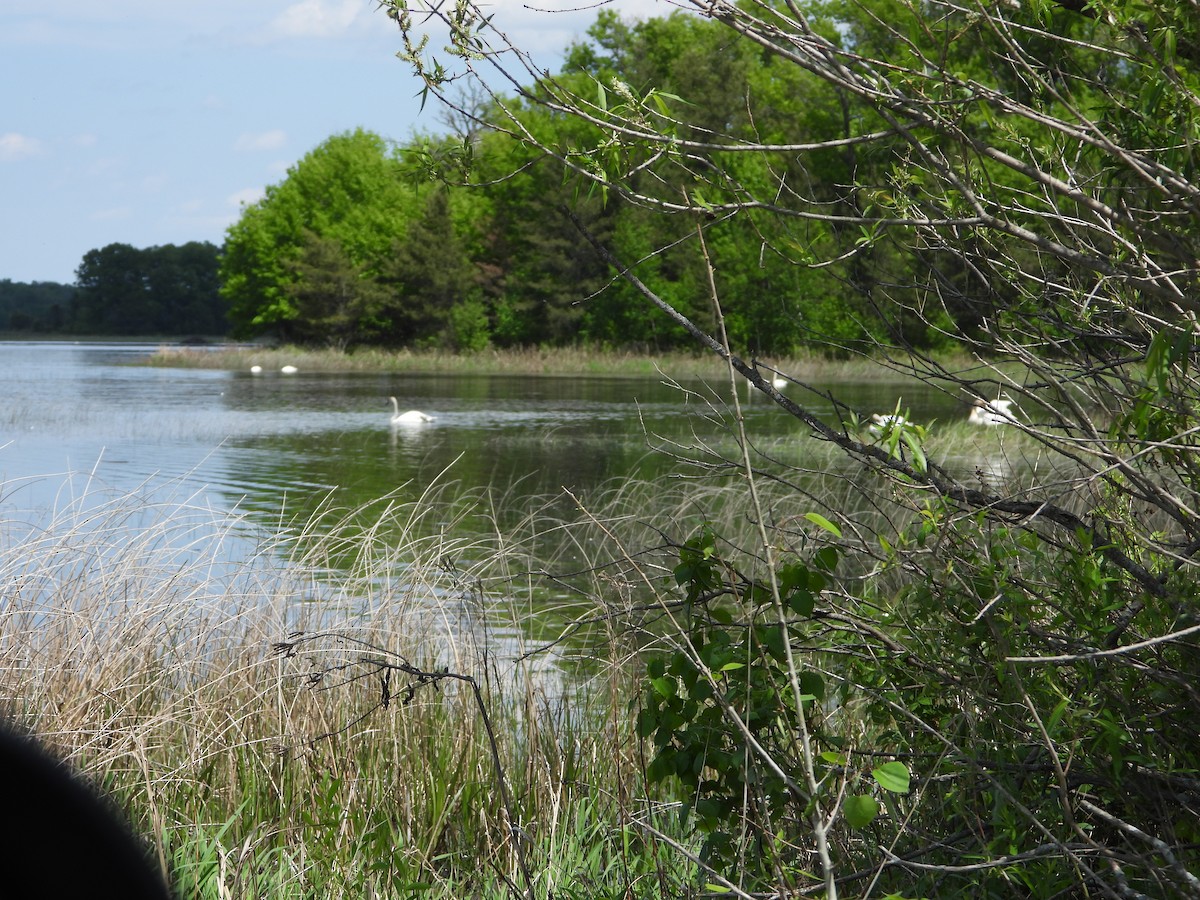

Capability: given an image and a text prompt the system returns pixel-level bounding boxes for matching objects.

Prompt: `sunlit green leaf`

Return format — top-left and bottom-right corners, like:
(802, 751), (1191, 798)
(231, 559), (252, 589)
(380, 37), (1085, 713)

(804, 512), (842, 537)
(844, 794), (879, 829)
(873, 761), (911, 794)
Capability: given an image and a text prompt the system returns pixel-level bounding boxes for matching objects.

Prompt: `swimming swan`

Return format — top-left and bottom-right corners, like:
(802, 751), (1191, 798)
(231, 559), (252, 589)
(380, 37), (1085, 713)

(389, 396), (434, 425)
(968, 398), (1017, 426)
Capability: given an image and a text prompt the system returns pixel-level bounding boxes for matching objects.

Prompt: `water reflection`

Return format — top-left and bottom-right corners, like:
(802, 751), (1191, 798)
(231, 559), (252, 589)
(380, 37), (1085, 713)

(0, 341), (995, 549)
(2, 342), (1060, 677)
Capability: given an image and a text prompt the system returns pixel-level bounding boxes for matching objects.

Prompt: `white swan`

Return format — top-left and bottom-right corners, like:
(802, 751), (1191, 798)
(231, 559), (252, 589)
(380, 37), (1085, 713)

(280, 365), (298, 374)
(250, 365), (262, 374)
(868, 412), (908, 436)
(968, 397), (1017, 426)
(389, 396), (434, 425)
(772, 376), (788, 390)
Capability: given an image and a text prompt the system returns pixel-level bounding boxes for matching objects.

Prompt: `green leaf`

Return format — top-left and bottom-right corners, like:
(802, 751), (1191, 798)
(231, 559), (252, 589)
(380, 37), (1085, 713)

(804, 512), (842, 537)
(800, 670), (825, 701)
(756, 625), (788, 661)
(718, 661), (745, 672)
(814, 546), (839, 573)
(902, 431), (927, 473)
(651, 677), (677, 699)
(844, 794), (879, 829)
(1045, 697), (1069, 736)
(787, 588), (815, 617)
(873, 761), (911, 794)
(778, 562), (808, 591)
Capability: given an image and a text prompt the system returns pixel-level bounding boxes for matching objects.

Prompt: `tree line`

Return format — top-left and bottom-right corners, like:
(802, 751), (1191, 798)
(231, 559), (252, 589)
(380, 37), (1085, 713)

(221, 9), (977, 354)
(7, 9), (1001, 352)
(1, 241), (226, 337)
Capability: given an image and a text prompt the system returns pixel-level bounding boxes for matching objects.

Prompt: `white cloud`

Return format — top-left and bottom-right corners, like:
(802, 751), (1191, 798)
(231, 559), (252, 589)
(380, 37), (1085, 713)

(228, 187), (265, 208)
(0, 132), (42, 162)
(234, 129), (287, 152)
(268, 0), (366, 39)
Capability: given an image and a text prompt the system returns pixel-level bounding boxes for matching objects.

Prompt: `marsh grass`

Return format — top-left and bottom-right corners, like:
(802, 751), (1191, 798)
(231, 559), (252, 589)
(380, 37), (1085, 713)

(0, 469), (700, 900)
(0, 408), (1076, 899)
(148, 343), (974, 382)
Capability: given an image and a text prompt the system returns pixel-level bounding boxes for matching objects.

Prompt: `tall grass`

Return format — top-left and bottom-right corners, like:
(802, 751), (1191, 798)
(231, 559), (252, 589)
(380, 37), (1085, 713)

(0, 409), (1069, 898)
(0, 471), (693, 899)
(149, 343), (965, 381)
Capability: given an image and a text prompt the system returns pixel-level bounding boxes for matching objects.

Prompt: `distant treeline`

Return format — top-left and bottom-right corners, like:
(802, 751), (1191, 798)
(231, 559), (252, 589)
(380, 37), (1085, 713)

(1, 241), (226, 337)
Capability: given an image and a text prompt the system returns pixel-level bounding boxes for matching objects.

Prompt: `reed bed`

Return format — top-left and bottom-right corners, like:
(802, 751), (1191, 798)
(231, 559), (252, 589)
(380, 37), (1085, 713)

(0, 472), (693, 899)
(148, 343), (965, 382)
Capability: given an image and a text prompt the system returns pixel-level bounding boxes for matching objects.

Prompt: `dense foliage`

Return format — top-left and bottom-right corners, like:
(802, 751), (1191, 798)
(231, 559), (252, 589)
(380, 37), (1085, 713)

(381, 0), (1200, 897)
(220, 12), (958, 352)
(0, 279), (75, 332)
(2, 243), (224, 337)
(73, 241), (225, 336)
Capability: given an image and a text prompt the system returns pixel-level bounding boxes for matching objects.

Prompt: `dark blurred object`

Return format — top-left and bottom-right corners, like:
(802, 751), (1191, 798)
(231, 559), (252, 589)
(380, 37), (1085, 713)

(0, 722), (172, 899)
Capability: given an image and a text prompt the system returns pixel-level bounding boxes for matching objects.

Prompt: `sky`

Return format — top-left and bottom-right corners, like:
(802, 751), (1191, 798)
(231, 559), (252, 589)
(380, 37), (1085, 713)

(0, 0), (645, 285)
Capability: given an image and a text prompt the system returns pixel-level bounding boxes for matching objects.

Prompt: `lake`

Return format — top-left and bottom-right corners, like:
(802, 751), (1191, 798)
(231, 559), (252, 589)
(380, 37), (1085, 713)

(0, 341), (1017, 677)
(0, 342), (985, 601)
(0, 341), (977, 505)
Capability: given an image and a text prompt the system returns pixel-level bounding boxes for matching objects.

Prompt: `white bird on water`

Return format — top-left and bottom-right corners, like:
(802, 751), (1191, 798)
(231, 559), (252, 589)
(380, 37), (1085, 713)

(280, 365), (298, 374)
(969, 397), (1017, 426)
(869, 412), (908, 432)
(389, 396), (434, 425)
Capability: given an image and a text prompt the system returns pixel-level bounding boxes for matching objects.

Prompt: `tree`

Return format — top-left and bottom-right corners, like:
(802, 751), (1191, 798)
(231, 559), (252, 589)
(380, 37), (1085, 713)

(283, 231), (391, 348)
(220, 129), (419, 340)
(0, 280), (76, 333)
(143, 242), (226, 335)
(387, 0), (1200, 896)
(73, 242), (223, 335)
(379, 186), (479, 346)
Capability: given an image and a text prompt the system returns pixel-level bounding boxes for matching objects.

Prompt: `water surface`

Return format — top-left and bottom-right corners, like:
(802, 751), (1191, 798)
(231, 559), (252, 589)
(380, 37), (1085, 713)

(0, 343), (959, 513)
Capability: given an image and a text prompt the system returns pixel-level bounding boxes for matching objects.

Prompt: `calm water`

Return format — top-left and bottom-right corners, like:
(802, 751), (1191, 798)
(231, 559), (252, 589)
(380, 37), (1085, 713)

(0, 341), (968, 541)
(1, 341), (997, 670)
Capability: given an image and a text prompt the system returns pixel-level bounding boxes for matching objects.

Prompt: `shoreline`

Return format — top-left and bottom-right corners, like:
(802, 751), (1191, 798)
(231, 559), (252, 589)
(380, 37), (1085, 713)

(147, 343), (970, 381)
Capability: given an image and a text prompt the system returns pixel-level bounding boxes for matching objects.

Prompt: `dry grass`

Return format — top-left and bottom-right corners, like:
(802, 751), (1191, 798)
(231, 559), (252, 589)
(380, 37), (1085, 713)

(0, 473), (666, 898)
(148, 343), (972, 382)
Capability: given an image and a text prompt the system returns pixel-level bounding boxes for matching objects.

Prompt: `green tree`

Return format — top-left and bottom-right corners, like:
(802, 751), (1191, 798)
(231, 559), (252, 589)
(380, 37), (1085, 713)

(73, 242), (223, 335)
(389, 0), (1200, 895)
(283, 231), (391, 348)
(143, 242), (226, 335)
(221, 128), (418, 340)
(0, 279), (76, 333)
(378, 186), (479, 346)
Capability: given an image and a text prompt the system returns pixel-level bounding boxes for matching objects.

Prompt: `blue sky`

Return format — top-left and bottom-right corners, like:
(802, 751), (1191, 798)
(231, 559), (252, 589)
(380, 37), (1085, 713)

(1, 1), (641, 285)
